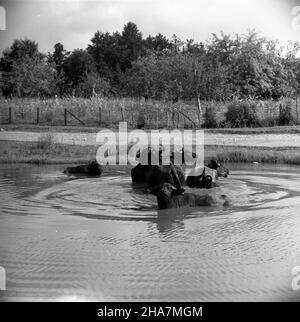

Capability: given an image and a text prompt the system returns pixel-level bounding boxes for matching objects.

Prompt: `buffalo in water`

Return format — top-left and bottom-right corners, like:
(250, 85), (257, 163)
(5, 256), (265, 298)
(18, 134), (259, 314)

(156, 183), (230, 210)
(207, 160), (229, 177)
(62, 159), (103, 177)
(185, 160), (229, 189)
(131, 146), (229, 191)
(131, 146), (186, 193)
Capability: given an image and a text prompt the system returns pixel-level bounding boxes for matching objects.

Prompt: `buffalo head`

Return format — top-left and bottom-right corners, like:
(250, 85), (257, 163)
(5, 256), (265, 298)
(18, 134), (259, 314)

(207, 160), (229, 178)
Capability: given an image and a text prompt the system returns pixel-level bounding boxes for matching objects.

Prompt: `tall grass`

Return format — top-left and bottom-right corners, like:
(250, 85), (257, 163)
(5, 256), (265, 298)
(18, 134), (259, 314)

(0, 96), (299, 128)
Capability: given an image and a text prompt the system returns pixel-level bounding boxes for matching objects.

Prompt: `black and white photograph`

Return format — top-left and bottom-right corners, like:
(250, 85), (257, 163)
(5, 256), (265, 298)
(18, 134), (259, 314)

(0, 0), (300, 306)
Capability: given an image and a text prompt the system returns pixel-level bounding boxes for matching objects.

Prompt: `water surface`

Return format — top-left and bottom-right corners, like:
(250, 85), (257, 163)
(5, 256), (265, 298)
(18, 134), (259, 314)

(0, 163), (300, 301)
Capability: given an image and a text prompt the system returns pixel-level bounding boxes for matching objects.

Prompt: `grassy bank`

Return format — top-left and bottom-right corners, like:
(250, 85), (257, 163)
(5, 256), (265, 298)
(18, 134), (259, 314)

(1, 139), (299, 165)
(208, 145), (300, 165)
(0, 139), (96, 164)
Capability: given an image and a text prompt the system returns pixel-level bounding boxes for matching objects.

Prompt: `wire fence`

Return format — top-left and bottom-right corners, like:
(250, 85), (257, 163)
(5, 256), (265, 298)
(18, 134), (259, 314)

(0, 96), (299, 128)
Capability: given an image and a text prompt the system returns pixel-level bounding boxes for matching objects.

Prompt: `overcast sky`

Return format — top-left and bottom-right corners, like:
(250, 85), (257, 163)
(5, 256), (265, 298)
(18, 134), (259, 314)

(0, 0), (299, 55)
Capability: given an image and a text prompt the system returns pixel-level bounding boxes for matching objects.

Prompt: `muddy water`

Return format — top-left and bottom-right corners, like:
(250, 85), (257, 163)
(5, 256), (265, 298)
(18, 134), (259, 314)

(0, 163), (300, 301)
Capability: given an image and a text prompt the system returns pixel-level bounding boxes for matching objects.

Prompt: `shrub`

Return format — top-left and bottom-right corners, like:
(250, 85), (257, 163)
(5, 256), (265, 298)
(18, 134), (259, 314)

(225, 101), (259, 127)
(75, 73), (111, 98)
(203, 106), (218, 128)
(37, 133), (55, 151)
(278, 101), (294, 125)
(259, 117), (278, 127)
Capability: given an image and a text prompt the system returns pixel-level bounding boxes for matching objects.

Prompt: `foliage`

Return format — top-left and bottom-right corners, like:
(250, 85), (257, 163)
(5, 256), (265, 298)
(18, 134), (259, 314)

(0, 27), (300, 109)
(37, 133), (55, 151)
(2, 56), (58, 97)
(62, 49), (96, 87)
(75, 73), (111, 98)
(203, 106), (218, 128)
(0, 39), (46, 97)
(225, 101), (260, 127)
(278, 100), (295, 125)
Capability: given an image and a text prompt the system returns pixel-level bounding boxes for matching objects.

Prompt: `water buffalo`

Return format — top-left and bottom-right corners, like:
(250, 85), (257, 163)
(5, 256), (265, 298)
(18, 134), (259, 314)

(131, 146), (229, 191)
(147, 164), (185, 195)
(131, 146), (162, 184)
(156, 183), (229, 210)
(186, 166), (218, 189)
(131, 146), (194, 185)
(207, 159), (229, 178)
(62, 159), (103, 177)
(185, 160), (229, 189)
(131, 146), (186, 194)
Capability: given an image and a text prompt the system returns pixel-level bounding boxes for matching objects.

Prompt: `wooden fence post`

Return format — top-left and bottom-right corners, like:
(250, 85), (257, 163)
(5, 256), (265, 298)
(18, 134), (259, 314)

(166, 108), (170, 128)
(108, 109), (111, 126)
(296, 97), (299, 122)
(8, 107), (12, 124)
(36, 107), (40, 125)
(64, 108), (67, 126)
(121, 101), (126, 122)
(197, 95), (202, 128)
(98, 106), (101, 126)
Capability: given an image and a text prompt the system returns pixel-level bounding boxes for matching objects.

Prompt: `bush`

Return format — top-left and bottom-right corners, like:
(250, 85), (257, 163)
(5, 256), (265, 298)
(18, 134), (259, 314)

(37, 133), (55, 151)
(225, 101), (259, 127)
(203, 106), (218, 128)
(278, 101), (294, 125)
(75, 73), (111, 98)
(259, 117), (278, 127)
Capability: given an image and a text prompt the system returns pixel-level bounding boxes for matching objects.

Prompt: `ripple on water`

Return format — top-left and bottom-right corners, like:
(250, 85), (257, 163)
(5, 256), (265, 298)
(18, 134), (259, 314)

(1, 165), (300, 301)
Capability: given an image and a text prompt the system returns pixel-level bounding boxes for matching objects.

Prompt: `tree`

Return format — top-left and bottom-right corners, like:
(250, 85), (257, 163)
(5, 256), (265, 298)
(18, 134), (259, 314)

(87, 31), (122, 84)
(123, 51), (192, 101)
(63, 49), (96, 87)
(144, 33), (172, 53)
(0, 38), (44, 96)
(87, 22), (144, 90)
(284, 41), (300, 97)
(205, 30), (295, 100)
(9, 56), (58, 97)
(51, 42), (69, 74)
(76, 73), (111, 98)
(119, 22), (143, 71)
(0, 38), (42, 73)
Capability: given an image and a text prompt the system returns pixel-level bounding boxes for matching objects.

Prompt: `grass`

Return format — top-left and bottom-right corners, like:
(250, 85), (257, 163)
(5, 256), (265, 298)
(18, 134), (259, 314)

(1, 139), (300, 165)
(206, 145), (300, 165)
(1, 96), (299, 130)
(0, 139), (97, 164)
(1, 124), (300, 134)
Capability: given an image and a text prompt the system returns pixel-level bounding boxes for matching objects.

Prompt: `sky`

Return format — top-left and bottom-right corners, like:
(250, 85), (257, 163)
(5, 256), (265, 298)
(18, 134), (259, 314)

(0, 0), (299, 55)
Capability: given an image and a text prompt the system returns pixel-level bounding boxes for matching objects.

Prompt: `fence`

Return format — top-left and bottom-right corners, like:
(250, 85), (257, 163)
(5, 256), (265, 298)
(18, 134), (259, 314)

(0, 97), (201, 129)
(0, 96), (299, 128)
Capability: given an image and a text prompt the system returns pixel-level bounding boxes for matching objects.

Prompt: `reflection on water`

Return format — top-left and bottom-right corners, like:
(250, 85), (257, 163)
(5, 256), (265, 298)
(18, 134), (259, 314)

(0, 163), (300, 301)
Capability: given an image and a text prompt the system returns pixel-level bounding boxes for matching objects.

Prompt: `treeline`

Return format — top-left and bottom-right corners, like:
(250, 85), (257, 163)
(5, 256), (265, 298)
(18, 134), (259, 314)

(0, 22), (300, 101)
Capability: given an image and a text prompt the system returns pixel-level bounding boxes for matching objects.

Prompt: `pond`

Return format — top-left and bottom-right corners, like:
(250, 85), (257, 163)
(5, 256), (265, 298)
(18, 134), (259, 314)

(0, 163), (300, 301)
